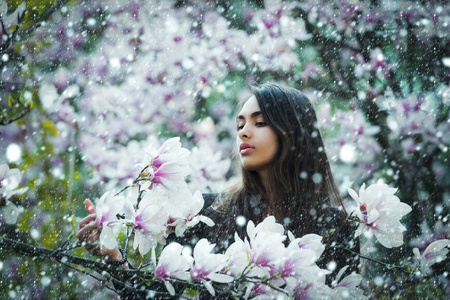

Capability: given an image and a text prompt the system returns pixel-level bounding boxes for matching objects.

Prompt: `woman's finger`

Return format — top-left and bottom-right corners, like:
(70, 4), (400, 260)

(84, 199), (96, 214)
(78, 214), (97, 230)
(76, 221), (97, 241)
(86, 230), (101, 245)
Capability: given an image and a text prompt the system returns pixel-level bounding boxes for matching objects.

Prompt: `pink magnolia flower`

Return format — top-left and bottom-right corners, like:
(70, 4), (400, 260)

(137, 137), (191, 191)
(93, 191), (127, 249)
(141, 162), (189, 191)
(348, 183), (412, 248)
(126, 191), (168, 256)
(413, 239), (450, 275)
(190, 238), (233, 296)
(294, 281), (332, 300)
(245, 216), (286, 274)
(151, 243), (193, 296)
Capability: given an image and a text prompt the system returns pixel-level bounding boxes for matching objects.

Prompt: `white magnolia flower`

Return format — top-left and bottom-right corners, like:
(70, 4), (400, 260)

(331, 266), (368, 299)
(164, 189), (214, 237)
(413, 239), (450, 275)
(294, 280), (332, 299)
(0, 164), (28, 201)
(245, 217), (286, 275)
(348, 183), (412, 248)
(270, 233), (329, 288)
(0, 164), (28, 224)
(224, 233), (249, 278)
(2, 200), (21, 224)
(191, 238), (233, 296)
(288, 232), (325, 261)
(244, 282), (288, 300)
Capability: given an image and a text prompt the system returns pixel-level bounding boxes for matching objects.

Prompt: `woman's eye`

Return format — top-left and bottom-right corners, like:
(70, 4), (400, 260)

(237, 125), (244, 131)
(255, 122), (266, 127)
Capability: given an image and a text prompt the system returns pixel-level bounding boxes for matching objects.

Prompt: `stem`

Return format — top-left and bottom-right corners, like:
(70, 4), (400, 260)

(59, 260), (119, 294)
(245, 277), (290, 296)
(124, 226), (133, 255)
(333, 245), (410, 274)
(115, 185), (131, 196)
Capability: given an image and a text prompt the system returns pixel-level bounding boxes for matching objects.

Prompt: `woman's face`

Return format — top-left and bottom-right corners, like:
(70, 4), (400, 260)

(236, 96), (279, 175)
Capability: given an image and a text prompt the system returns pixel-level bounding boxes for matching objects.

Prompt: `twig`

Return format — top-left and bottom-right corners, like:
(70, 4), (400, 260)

(58, 260), (119, 294)
(0, 236), (171, 297)
(1, 0), (71, 54)
(0, 100), (31, 126)
(333, 245), (410, 274)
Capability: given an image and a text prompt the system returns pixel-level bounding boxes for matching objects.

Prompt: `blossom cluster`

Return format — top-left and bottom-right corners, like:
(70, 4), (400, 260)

(91, 138), (214, 256)
(79, 137), (366, 298)
(151, 216), (367, 299)
(80, 137), (371, 298)
(6, 0), (312, 192)
(3, 136), (450, 298)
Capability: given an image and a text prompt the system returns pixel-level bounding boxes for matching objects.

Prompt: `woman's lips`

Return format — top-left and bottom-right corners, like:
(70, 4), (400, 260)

(239, 143), (255, 154)
(240, 147), (254, 155)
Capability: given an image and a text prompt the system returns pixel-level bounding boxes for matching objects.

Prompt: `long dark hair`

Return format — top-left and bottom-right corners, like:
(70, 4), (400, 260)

(209, 83), (345, 245)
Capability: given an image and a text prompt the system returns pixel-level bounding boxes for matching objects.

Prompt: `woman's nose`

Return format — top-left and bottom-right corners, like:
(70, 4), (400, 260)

(238, 124), (251, 139)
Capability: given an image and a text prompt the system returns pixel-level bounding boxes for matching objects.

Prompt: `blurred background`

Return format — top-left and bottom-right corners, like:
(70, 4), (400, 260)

(0, 0), (449, 298)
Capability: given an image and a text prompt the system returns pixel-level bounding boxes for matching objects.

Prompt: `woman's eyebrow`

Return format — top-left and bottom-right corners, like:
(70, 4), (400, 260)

(236, 111), (262, 121)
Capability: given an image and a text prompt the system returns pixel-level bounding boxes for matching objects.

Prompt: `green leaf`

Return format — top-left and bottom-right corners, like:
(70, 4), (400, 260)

(8, 94), (14, 107)
(183, 288), (199, 298)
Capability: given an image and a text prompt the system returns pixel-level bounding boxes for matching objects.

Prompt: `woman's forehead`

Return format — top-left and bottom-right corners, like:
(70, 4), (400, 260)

(237, 96), (260, 117)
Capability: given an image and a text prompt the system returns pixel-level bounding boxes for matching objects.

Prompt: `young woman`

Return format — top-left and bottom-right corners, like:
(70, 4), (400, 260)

(198, 83), (358, 271)
(77, 83), (358, 297)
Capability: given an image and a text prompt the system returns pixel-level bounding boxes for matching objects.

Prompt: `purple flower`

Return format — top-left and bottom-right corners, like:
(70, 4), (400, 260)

(152, 243), (192, 295)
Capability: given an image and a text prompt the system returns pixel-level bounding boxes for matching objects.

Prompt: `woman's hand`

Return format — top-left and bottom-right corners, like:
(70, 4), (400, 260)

(76, 199), (128, 267)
